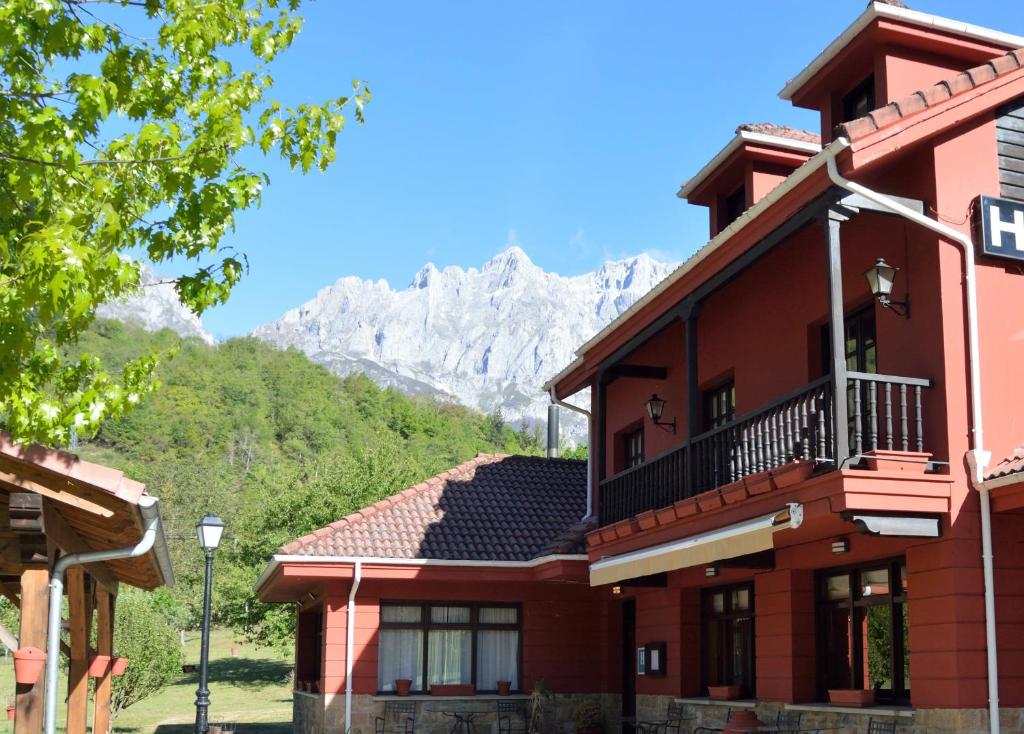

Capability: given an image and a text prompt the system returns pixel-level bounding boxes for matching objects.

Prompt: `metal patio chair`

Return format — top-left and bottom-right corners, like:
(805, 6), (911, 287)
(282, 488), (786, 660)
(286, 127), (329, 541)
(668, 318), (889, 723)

(497, 699), (529, 734)
(866, 720), (897, 734)
(635, 701), (697, 734)
(775, 710), (803, 733)
(376, 700), (417, 734)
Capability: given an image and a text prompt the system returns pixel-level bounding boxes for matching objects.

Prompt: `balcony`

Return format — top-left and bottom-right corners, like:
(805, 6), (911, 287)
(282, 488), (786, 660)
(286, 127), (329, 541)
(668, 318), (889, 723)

(598, 372), (932, 527)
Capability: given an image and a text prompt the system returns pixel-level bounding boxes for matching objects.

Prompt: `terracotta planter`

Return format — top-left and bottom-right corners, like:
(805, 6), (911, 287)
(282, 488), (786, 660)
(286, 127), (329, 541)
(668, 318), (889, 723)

(430, 684), (474, 696)
(497, 680), (512, 696)
(7, 706), (15, 721)
(395, 678), (412, 696)
(111, 657), (129, 676)
(828, 688), (876, 707)
(88, 655), (111, 678)
(13, 647), (46, 685)
(707, 684), (742, 701)
(863, 450), (931, 473)
(723, 710), (766, 733)
(231, 647), (240, 657)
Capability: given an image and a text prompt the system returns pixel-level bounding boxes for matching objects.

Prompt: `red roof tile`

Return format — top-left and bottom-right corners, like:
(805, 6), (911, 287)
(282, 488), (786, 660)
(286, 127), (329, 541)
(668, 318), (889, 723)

(839, 48), (1024, 141)
(985, 445), (1024, 481)
(279, 454), (590, 561)
(735, 122), (821, 145)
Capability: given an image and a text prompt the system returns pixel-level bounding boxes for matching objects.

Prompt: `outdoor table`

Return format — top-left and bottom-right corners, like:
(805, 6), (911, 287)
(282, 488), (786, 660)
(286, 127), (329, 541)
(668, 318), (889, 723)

(427, 702), (495, 734)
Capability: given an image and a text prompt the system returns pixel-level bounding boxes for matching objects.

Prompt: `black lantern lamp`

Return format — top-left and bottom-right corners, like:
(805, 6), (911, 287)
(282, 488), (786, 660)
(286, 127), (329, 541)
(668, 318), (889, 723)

(194, 513), (224, 734)
(864, 257), (910, 318)
(645, 394), (676, 434)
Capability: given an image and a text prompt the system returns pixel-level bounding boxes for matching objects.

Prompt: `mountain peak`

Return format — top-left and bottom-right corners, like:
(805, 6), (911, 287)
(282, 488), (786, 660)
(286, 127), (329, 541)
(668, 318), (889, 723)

(484, 245), (532, 269)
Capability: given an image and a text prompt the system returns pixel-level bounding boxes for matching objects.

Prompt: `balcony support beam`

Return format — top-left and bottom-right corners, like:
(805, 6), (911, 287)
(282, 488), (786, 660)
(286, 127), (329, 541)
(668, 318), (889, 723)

(597, 368), (608, 483)
(825, 209), (851, 464)
(685, 305), (701, 495)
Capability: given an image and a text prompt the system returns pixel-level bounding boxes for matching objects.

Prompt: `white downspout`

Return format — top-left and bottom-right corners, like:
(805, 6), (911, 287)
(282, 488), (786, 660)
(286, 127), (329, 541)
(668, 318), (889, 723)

(43, 496), (163, 734)
(825, 140), (998, 733)
(344, 560), (362, 734)
(549, 387), (593, 520)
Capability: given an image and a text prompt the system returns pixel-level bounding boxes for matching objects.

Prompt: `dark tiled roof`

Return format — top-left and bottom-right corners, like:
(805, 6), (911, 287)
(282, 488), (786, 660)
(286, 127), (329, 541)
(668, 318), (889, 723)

(736, 122), (821, 145)
(985, 446), (1024, 481)
(279, 454), (590, 562)
(839, 48), (1024, 141)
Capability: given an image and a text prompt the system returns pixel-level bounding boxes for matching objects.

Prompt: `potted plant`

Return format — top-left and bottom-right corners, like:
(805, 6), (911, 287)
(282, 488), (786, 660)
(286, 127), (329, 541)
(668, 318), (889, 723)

(395, 678), (412, 696)
(528, 679), (552, 734)
(707, 684), (742, 701)
(827, 688), (876, 707)
(497, 680), (512, 696)
(13, 647), (46, 685)
(571, 698), (603, 734)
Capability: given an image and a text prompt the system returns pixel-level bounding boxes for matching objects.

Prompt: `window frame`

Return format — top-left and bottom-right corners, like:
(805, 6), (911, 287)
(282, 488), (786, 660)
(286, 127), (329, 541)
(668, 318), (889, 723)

(721, 185), (748, 229)
(702, 379), (736, 432)
(624, 425), (645, 469)
(701, 582), (756, 698)
(815, 558), (909, 704)
(378, 601), (522, 694)
(841, 74), (876, 123)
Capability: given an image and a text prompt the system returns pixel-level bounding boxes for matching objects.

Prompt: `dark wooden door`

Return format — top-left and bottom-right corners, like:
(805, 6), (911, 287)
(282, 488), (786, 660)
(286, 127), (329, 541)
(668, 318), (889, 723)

(621, 599), (636, 731)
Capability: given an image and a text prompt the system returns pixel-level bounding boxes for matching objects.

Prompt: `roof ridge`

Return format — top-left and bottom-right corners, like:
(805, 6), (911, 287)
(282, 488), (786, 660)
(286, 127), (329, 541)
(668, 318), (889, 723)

(840, 48), (1024, 141)
(278, 453), (508, 553)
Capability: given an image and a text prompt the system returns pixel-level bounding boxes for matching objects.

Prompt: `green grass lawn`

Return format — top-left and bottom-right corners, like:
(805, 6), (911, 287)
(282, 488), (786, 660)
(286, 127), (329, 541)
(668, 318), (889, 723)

(0, 629), (294, 734)
(115, 629), (293, 734)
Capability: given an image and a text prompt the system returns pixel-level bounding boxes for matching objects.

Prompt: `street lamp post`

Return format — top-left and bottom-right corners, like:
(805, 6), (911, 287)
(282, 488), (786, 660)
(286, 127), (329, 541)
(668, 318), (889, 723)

(194, 513), (225, 734)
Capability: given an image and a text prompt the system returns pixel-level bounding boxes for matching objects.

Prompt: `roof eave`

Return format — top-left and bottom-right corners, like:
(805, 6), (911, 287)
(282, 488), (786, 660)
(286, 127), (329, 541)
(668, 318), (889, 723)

(779, 2), (1024, 102)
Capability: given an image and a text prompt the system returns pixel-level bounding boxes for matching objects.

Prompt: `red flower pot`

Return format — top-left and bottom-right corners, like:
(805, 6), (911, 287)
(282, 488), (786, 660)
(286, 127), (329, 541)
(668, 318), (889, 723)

(828, 688), (876, 707)
(497, 680), (512, 696)
(88, 655), (111, 678)
(231, 647), (240, 657)
(723, 710), (766, 733)
(13, 647), (46, 685)
(112, 657), (129, 676)
(707, 684), (742, 701)
(395, 678), (412, 696)
(7, 706), (15, 721)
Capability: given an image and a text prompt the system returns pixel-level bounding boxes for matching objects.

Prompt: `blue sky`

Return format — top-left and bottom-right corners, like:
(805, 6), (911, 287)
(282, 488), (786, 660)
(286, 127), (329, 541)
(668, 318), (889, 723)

(184, 0), (1024, 338)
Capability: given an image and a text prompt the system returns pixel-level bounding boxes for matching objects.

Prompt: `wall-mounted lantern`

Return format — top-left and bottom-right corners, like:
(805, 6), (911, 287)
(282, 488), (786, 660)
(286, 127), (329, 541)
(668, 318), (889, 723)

(864, 257), (910, 318)
(645, 394), (676, 434)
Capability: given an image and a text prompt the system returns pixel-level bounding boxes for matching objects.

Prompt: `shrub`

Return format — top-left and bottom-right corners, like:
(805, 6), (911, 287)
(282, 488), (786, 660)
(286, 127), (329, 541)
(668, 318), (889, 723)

(111, 589), (183, 719)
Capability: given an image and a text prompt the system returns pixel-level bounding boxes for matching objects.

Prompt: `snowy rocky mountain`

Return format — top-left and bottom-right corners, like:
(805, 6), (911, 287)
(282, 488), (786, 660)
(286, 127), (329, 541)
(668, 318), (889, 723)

(251, 247), (678, 440)
(97, 264), (214, 344)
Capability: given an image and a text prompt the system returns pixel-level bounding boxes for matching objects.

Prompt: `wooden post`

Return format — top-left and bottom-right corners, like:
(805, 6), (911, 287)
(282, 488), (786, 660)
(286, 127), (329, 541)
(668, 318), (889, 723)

(66, 568), (92, 734)
(825, 211), (850, 463)
(93, 589), (115, 734)
(15, 566), (49, 734)
(684, 302), (700, 496)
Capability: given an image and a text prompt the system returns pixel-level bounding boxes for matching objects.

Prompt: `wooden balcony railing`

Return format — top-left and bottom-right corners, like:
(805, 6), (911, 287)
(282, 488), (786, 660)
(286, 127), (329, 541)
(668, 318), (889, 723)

(598, 372), (932, 527)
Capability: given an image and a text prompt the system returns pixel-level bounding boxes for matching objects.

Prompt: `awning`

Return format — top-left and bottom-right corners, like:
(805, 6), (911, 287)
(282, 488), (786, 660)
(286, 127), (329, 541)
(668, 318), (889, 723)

(589, 504), (803, 586)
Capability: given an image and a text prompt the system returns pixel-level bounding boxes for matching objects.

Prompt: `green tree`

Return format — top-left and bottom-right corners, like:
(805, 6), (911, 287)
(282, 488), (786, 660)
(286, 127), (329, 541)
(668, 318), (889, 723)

(110, 589), (183, 720)
(0, 0), (368, 444)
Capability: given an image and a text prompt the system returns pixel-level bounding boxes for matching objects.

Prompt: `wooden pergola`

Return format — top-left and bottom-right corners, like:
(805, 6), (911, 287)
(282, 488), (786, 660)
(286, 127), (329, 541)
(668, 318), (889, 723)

(0, 433), (174, 734)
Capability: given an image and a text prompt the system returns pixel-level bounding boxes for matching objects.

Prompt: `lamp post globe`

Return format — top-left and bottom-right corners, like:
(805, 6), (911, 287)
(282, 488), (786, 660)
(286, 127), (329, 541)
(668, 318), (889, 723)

(194, 513), (224, 734)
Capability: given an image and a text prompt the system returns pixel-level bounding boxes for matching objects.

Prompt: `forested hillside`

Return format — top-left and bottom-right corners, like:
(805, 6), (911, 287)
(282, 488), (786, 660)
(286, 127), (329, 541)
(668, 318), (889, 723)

(74, 320), (566, 646)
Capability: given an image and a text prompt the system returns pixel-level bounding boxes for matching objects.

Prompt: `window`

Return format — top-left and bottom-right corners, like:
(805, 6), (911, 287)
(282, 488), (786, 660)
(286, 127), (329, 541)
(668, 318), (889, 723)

(722, 186), (748, 229)
(817, 560), (909, 704)
(702, 583), (755, 698)
(703, 381), (736, 432)
(624, 427), (644, 469)
(378, 603), (520, 693)
(821, 306), (877, 452)
(842, 75), (876, 123)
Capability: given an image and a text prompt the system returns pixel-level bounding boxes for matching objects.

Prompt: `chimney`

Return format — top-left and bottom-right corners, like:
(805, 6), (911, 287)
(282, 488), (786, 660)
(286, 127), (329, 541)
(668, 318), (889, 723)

(547, 404), (560, 458)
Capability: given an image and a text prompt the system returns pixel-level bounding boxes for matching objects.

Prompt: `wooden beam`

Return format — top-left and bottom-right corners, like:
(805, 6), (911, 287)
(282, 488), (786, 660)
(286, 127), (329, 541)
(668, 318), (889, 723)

(66, 568), (92, 734)
(604, 364), (669, 383)
(685, 307), (700, 496)
(40, 502), (119, 594)
(825, 210), (850, 463)
(0, 466), (115, 518)
(93, 588), (114, 734)
(0, 580), (19, 608)
(15, 565), (48, 734)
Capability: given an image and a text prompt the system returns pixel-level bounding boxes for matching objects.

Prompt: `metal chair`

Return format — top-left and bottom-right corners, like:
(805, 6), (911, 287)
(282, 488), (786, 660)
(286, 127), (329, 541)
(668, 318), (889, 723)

(866, 720), (897, 734)
(775, 710), (803, 733)
(376, 700), (416, 734)
(636, 702), (696, 734)
(497, 700), (529, 734)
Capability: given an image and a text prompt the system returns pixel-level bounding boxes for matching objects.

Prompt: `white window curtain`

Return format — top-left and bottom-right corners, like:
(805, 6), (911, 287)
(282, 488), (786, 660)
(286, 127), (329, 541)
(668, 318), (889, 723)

(428, 630), (472, 685)
(431, 606), (471, 624)
(476, 630), (519, 690)
(479, 607), (517, 624)
(377, 629), (423, 692)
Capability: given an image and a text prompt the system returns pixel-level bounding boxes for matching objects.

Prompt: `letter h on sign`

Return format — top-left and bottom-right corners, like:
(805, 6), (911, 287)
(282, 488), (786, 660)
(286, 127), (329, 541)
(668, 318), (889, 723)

(977, 195), (1024, 260)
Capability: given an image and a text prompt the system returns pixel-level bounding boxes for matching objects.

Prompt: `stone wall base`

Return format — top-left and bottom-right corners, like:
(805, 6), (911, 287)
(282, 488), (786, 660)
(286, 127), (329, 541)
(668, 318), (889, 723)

(635, 694), (1024, 734)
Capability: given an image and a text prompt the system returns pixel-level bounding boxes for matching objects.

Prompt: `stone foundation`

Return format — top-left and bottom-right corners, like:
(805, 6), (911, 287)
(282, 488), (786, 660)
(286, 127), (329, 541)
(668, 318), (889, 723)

(635, 694), (1024, 734)
(293, 691), (325, 734)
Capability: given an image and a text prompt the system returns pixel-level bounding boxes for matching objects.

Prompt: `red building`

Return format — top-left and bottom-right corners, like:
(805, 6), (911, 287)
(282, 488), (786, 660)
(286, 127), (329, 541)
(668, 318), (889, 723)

(259, 4), (1024, 733)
